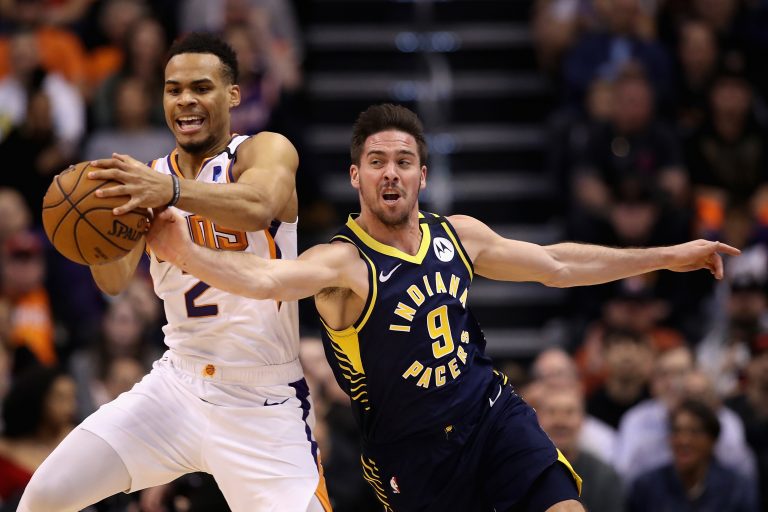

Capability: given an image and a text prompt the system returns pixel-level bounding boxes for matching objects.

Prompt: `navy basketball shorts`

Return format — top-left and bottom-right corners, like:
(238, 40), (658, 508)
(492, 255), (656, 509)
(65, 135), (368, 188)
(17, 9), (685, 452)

(360, 374), (581, 511)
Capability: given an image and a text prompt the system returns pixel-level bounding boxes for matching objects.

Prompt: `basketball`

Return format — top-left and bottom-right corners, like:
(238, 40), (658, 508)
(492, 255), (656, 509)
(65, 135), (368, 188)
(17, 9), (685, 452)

(42, 161), (150, 265)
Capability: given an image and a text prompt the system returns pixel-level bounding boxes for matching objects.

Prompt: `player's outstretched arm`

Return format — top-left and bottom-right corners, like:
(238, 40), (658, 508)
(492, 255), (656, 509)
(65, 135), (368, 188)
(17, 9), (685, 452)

(87, 132), (298, 232)
(89, 239), (146, 295)
(450, 215), (740, 288)
(146, 209), (360, 301)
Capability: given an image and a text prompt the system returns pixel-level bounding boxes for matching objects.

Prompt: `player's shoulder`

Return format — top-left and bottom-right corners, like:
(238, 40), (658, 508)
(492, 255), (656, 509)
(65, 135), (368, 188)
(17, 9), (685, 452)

(237, 131), (297, 156)
(444, 214), (489, 236)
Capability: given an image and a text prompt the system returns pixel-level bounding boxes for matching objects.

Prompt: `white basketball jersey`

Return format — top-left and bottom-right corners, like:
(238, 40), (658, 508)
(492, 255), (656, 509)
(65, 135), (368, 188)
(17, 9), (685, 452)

(147, 135), (300, 367)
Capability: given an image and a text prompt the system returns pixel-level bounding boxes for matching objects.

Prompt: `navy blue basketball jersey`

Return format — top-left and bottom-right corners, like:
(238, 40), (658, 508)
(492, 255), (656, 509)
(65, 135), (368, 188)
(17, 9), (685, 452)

(320, 212), (494, 444)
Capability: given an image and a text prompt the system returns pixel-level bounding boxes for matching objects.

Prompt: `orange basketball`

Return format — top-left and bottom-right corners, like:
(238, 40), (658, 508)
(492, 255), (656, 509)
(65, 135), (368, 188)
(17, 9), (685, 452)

(42, 161), (149, 265)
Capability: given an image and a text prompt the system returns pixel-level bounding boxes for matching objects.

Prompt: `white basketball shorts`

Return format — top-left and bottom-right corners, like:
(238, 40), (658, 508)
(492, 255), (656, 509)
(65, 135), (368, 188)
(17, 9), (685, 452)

(79, 351), (331, 512)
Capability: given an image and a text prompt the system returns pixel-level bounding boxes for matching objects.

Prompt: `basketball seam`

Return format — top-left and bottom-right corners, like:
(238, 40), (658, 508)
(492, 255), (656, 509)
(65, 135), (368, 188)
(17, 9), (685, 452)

(44, 162), (90, 210)
(51, 178), (112, 246)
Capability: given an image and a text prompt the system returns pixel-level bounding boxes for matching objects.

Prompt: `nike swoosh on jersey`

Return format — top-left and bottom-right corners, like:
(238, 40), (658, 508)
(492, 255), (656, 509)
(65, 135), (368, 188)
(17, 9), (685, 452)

(379, 263), (403, 282)
(489, 385), (502, 408)
(264, 398), (290, 406)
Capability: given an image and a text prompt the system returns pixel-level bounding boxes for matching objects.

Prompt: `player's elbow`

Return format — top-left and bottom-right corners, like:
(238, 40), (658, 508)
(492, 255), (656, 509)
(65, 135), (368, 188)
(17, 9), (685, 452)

(246, 273), (282, 301)
(540, 263), (572, 288)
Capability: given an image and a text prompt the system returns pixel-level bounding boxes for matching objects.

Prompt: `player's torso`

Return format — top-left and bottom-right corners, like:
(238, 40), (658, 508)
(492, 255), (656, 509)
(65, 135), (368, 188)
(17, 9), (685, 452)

(321, 212), (494, 443)
(148, 135), (299, 366)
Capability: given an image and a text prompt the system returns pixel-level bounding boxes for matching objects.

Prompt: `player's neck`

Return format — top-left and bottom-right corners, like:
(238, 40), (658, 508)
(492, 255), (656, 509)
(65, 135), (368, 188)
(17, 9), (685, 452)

(356, 210), (423, 255)
(175, 136), (231, 178)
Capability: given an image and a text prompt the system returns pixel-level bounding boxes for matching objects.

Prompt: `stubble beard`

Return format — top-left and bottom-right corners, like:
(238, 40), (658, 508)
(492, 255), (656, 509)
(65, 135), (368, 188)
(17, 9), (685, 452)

(178, 133), (218, 155)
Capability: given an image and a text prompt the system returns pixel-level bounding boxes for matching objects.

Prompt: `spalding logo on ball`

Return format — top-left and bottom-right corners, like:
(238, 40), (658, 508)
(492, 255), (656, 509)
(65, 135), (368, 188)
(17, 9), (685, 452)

(42, 162), (150, 265)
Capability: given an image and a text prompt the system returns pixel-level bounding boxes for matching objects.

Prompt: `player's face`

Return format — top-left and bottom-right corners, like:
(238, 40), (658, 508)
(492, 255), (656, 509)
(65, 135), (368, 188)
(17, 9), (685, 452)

(164, 53), (240, 155)
(351, 130), (426, 227)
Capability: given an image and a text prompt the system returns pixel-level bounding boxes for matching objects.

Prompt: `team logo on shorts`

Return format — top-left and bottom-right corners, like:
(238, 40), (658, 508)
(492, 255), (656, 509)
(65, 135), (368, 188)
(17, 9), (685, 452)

(433, 237), (455, 262)
(390, 476), (401, 494)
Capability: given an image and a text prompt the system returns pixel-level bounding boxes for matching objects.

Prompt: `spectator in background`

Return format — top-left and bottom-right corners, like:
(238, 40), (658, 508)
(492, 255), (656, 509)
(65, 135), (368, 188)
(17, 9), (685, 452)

(0, 366), (76, 508)
(628, 398), (759, 512)
(0, 0), (88, 88)
(674, 19), (721, 135)
(685, 57), (768, 243)
(586, 327), (653, 429)
(575, 276), (685, 396)
(562, 0), (673, 106)
(528, 348), (619, 465)
(697, 270), (768, 397)
(0, 29), (85, 159)
(180, 0), (303, 90)
(531, 0), (586, 79)
(0, 88), (68, 225)
(615, 347), (756, 483)
(726, 342), (768, 511)
(68, 294), (159, 420)
(1, 231), (54, 372)
(537, 386), (626, 512)
(572, 72), (689, 233)
(0, 189), (31, 242)
(223, 23), (280, 137)
(92, 16), (167, 129)
(84, 76), (175, 163)
(83, 0), (150, 96)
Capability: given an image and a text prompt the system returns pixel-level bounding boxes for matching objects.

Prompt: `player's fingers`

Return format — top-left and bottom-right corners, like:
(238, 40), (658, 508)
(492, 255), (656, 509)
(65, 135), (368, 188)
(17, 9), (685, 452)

(89, 158), (120, 169)
(88, 168), (128, 181)
(713, 253), (724, 279)
(94, 185), (126, 198)
(113, 197), (141, 216)
(113, 153), (143, 169)
(715, 241), (741, 256)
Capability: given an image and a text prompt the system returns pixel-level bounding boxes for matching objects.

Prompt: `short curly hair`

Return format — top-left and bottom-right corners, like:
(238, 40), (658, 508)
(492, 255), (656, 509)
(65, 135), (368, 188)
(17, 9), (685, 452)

(167, 32), (239, 84)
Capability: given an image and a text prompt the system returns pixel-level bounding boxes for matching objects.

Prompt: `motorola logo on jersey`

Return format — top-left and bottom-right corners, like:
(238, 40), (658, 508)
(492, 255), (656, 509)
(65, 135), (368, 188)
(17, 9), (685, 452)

(432, 237), (454, 262)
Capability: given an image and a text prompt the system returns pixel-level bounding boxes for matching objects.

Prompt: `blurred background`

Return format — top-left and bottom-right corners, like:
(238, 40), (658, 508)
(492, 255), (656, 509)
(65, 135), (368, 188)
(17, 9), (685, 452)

(0, 0), (766, 510)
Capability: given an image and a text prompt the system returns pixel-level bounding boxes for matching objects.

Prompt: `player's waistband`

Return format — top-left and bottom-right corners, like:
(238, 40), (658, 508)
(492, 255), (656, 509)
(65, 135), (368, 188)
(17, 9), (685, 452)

(164, 351), (304, 386)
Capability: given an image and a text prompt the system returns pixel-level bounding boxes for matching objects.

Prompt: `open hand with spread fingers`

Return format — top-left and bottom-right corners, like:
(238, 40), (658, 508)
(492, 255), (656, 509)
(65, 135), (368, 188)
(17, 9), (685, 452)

(666, 240), (741, 279)
(88, 153), (174, 215)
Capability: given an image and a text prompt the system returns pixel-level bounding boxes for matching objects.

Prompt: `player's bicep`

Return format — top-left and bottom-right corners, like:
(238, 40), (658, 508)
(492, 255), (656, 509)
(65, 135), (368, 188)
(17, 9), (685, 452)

(450, 215), (560, 283)
(234, 133), (298, 209)
(262, 244), (357, 301)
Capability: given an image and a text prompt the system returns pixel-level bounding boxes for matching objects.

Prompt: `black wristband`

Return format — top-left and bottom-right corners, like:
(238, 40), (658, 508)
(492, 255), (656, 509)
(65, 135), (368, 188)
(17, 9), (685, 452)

(167, 174), (181, 207)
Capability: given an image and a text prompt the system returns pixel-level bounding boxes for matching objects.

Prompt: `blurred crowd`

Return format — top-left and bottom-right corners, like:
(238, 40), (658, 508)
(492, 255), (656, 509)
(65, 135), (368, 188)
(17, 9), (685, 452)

(0, 0), (766, 511)
(527, 0), (768, 509)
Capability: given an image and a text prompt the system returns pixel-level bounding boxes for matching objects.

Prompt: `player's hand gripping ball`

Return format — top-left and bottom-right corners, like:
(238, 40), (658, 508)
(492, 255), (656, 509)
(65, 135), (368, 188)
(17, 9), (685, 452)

(42, 161), (149, 265)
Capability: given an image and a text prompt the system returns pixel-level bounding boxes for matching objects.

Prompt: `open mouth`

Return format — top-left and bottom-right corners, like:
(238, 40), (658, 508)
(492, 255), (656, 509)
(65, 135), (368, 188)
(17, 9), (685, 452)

(176, 115), (205, 134)
(382, 190), (401, 205)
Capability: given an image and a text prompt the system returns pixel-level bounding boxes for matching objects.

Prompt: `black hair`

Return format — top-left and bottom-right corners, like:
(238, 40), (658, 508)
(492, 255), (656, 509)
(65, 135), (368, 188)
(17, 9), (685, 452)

(167, 32), (239, 84)
(670, 398), (721, 441)
(350, 104), (428, 165)
(2, 365), (66, 438)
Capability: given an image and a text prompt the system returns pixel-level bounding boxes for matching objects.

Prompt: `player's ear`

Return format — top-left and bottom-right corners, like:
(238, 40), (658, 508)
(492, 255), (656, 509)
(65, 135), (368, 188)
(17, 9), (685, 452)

(419, 165), (427, 190)
(229, 84), (241, 108)
(350, 165), (360, 190)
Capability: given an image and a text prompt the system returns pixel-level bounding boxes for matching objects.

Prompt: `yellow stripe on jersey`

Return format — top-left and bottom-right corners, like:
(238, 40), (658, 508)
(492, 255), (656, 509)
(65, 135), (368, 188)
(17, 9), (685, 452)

(332, 235), (378, 332)
(320, 321), (371, 410)
(361, 456), (393, 511)
(345, 213), (432, 264)
(557, 449), (583, 495)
